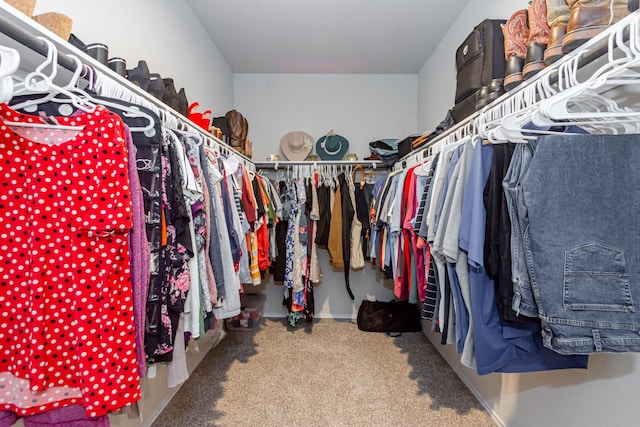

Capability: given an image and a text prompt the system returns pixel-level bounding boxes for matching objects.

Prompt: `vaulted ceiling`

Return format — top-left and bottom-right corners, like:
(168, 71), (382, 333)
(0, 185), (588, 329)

(187, 0), (471, 74)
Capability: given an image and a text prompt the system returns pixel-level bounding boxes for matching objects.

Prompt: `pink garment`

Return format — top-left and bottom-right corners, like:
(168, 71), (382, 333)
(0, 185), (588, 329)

(402, 167), (427, 302)
(394, 166), (419, 300)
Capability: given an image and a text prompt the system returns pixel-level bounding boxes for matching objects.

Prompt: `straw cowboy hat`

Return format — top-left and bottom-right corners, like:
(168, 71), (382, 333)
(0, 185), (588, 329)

(280, 131), (314, 161)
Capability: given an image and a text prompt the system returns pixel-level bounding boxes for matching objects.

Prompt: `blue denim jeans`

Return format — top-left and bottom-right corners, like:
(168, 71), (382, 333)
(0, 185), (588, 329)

(503, 140), (540, 319)
(522, 134), (640, 354)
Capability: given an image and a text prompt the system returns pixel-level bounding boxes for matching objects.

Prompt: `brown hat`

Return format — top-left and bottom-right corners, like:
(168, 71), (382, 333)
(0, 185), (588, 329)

(280, 131), (313, 161)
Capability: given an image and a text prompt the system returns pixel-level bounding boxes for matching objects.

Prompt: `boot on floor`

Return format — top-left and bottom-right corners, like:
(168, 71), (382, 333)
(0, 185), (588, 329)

(502, 9), (530, 91)
(562, 0), (630, 53)
(524, 0), (551, 79)
(544, 0), (573, 65)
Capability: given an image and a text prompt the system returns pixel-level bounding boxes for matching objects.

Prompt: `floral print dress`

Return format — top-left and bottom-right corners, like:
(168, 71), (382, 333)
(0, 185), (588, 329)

(146, 130), (193, 364)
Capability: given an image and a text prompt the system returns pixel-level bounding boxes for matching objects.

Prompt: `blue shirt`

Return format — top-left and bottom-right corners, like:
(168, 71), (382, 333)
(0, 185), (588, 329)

(459, 140), (588, 375)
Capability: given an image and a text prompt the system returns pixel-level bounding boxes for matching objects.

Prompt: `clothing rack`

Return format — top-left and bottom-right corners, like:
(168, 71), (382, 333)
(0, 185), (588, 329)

(0, 4), (255, 172)
(255, 160), (386, 183)
(395, 10), (637, 171)
(254, 159), (386, 170)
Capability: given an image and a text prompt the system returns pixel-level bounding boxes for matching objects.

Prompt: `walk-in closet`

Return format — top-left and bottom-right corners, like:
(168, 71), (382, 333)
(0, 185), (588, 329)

(1, 1), (640, 426)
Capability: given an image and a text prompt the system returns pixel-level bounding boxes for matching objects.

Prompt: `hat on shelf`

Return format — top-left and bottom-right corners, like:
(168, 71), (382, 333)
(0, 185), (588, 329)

(316, 130), (349, 160)
(280, 131), (314, 161)
(4, 0), (36, 17)
(32, 12), (73, 40)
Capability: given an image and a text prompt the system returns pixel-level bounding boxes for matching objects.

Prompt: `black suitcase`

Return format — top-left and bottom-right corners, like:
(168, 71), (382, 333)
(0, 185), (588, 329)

(452, 19), (507, 123)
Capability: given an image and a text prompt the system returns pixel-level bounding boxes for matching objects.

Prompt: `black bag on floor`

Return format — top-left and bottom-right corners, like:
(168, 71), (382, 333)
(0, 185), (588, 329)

(452, 18), (506, 123)
(357, 300), (422, 334)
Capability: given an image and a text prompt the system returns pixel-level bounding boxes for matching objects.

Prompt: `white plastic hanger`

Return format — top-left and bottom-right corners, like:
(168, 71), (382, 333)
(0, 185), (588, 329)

(11, 36), (57, 95)
(474, 13), (640, 143)
(2, 42), (84, 130)
(12, 56), (157, 135)
(83, 67), (158, 134)
(10, 50), (84, 113)
(494, 75), (587, 142)
(0, 45), (20, 103)
(533, 15), (640, 127)
(99, 72), (178, 132)
(95, 69), (157, 110)
(477, 88), (522, 142)
(75, 66), (156, 134)
(414, 151), (433, 176)
(11, 38), (95, 115)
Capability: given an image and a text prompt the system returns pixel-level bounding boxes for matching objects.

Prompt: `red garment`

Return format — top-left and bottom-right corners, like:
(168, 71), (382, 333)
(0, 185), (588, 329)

(395, 166), (419, 300)
(0, 104), (140, 417)
(402, 167), (426, 301)
(241, 168), (257, 225)
(412, 234), (427, 302)
(255, 176), (271, 271)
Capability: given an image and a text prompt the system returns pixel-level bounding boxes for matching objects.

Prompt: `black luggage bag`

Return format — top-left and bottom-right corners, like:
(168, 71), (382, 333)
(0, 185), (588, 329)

(452, 19), (507, 124)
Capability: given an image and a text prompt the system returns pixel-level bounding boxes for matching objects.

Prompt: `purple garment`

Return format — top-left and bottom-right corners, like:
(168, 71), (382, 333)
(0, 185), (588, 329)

(125, 127), (151, 377)
(22, 405), (109, 427)
(0, 404), (109, 427)
(0, 411), (18, 427)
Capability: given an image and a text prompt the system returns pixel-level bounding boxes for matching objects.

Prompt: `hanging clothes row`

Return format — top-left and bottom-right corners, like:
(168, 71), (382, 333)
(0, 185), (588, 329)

(382, 12), (640, 377)
(0, 40), (273, 424)
(260, 163), (379, 327)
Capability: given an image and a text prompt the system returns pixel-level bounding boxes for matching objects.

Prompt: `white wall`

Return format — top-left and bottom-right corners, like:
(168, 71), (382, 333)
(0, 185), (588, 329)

(425, 328), (640, 427)
(418, 1), (640, 427)
(33, 0), (234, 116)
(233, 73), (418, 161)
(234, 73), (415, 318)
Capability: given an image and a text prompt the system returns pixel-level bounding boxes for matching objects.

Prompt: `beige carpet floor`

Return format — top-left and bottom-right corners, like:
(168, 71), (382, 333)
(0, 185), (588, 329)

(151, 318), (496, 427)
